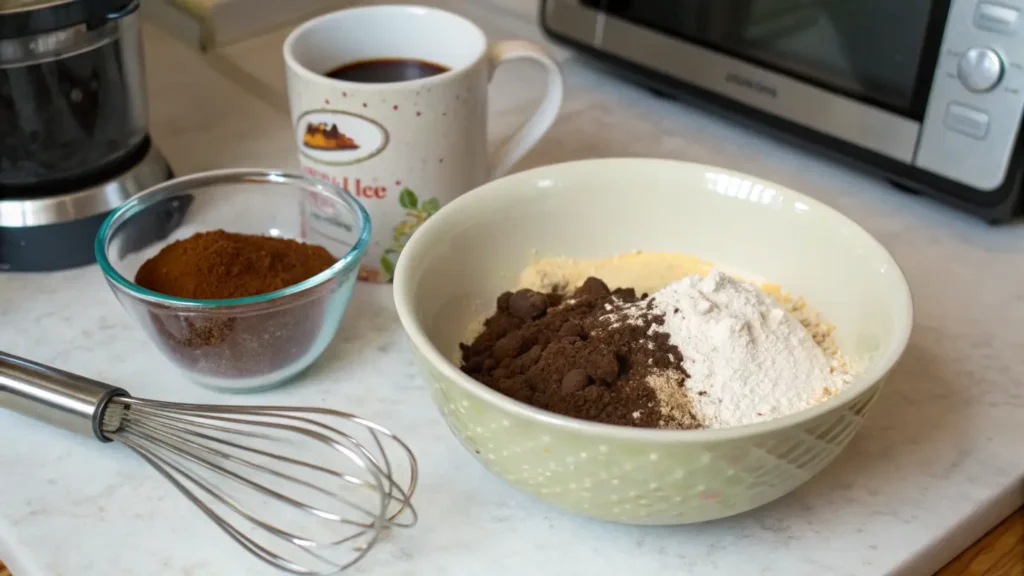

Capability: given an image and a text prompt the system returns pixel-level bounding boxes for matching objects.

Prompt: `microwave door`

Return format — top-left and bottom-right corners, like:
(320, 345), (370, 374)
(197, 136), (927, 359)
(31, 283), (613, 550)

(598, 1), (820, 44)
(819, 0), (934, 110)
(741, 1), (866, 98)
(593, 0), (928, 113)
(740, 0), (931, 111)
(601, 0), (753, 40)
(743, 1), (824, 43)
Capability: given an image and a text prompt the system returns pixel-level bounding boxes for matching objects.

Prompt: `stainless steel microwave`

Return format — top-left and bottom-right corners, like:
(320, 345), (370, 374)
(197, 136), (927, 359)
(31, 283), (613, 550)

(541, 0), (1024, 221)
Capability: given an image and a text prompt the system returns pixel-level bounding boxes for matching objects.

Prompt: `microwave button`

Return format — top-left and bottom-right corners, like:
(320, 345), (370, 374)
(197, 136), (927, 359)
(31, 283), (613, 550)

(957, 46), (1004, 92)
(975, 3), (1020, 35)
(944, 103), (990, 139)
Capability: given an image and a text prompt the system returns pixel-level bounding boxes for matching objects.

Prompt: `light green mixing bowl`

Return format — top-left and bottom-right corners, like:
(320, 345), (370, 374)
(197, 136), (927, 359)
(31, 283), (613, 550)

(394, 159), (912, 524)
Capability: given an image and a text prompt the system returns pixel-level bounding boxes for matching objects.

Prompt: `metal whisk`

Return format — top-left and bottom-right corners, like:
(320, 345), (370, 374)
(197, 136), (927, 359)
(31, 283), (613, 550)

(0, 351), (418, 574)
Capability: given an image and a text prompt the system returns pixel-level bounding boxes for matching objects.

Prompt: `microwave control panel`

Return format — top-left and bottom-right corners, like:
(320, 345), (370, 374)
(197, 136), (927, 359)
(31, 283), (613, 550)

(915, 0), (1024, 191)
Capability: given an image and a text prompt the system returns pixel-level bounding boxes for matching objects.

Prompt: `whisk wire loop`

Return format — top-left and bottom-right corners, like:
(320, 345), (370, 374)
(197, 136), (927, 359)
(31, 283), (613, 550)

(123, 418), (382, 522)
(108, 398), (418, 574)
(236, 410), (419, 525)
(119, 419), (383, 530)
(119, 413), (384, 524)
(119, 434), (351, 575)
(116, 401), (419, 517)
(135, 402), (421, 523)
(125, 428), (381, 559)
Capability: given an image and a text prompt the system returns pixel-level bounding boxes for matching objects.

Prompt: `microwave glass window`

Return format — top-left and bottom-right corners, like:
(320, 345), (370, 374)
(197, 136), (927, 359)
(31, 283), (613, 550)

(586, 0), (942, 117)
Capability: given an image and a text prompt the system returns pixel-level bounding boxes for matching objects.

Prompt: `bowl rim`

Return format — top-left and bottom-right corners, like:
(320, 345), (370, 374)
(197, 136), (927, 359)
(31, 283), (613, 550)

(94, 168), (372, 308)
(394, 158), (914, 442)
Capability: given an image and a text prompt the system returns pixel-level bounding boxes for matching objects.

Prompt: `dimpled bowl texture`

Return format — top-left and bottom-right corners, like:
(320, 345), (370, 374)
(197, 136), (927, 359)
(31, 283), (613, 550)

(393, 159), (912, 525)
(96, 170), (370, 393)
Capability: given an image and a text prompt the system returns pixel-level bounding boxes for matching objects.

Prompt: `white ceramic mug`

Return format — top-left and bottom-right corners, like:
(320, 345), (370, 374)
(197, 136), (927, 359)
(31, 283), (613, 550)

(283, 5), (563, 283)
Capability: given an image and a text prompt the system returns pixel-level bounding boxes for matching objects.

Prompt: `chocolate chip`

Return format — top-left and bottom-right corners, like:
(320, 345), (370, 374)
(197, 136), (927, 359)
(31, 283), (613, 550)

(493, 332), (526, 360)
(508, 289), (549, 320)
(561, 369), (592, 394)
(497, 291), (513, 312)
(611, 287), (637, 301)
(510, 344), (545, 374)
(576, 277), (610, 299)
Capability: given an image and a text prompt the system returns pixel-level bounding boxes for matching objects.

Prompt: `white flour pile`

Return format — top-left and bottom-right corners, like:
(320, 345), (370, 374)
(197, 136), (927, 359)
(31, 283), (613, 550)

(613, 269), (852, 428)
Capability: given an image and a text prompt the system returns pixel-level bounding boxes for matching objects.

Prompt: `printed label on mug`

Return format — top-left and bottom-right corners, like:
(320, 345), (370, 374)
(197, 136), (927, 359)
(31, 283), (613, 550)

(296, 109), (443, 283)
(296, 110), (389, 166)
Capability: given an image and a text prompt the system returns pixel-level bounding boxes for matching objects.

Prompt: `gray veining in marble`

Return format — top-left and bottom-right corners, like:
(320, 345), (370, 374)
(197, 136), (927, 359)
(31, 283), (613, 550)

(1, 2), (1023, 575)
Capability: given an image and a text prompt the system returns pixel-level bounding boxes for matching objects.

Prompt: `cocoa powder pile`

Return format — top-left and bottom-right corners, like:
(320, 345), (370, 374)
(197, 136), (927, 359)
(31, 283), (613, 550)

(136, 230), (337, 299)
(460, 278), (701, 428)
(134, 230), (339, 380)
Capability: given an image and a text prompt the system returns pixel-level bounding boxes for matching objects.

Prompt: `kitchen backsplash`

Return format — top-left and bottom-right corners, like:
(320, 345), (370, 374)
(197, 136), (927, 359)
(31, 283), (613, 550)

(141, 0), (348, 50)
(141, 0), (539, 51)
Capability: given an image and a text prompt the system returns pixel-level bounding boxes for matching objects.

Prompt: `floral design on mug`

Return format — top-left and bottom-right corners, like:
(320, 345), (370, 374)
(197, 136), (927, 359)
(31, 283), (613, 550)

(379, 187), (441, 281)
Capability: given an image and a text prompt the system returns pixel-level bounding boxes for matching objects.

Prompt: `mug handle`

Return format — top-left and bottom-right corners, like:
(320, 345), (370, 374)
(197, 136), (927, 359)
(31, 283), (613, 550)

(487, 40), (564, 178)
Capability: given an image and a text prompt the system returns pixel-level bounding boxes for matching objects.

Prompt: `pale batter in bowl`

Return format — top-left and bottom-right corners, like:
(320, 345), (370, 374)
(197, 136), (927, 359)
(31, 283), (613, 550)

(517, 251), (715, 297)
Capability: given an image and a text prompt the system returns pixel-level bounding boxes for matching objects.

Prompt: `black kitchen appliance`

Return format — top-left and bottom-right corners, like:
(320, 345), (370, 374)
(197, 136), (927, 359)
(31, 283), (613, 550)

(541, 0), (1024, 221)
(0, 0), (173, 271)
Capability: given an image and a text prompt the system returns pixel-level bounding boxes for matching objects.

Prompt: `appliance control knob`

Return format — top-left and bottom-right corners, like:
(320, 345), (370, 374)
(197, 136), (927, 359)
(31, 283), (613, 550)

(958, 46), (1004, 93)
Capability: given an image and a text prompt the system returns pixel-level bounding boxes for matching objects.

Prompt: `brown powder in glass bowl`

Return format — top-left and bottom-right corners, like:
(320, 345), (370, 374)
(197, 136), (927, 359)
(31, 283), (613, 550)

(134, 230), (338, 381)
(135, 230), (336, 299)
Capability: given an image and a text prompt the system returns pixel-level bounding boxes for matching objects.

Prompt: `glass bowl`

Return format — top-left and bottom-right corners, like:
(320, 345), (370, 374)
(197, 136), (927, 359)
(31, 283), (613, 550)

(95, 169), (371, 392)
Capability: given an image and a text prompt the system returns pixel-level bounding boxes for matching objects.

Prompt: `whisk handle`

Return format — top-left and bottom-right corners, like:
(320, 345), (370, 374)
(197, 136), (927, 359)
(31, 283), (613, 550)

(0, 351), (128, 442)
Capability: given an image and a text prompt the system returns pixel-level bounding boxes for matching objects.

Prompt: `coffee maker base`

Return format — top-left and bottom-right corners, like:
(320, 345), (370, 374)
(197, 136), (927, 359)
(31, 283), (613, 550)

(0, 142), (173, 272)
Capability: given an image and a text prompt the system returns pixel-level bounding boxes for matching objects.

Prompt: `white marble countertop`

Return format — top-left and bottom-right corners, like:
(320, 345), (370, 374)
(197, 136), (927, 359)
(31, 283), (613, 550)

(2, 2), (1024, 575)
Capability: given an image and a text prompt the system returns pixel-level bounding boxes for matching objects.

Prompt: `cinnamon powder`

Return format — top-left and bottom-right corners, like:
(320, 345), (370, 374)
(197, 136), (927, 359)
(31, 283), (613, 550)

(134, 230), (339, 381)
(135, 230), (336, 300)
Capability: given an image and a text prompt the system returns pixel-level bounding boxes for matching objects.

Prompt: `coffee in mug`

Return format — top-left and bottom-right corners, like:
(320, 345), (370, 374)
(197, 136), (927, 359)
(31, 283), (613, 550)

(326, 58), (450, 83)
(284, 5), (563, 283)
